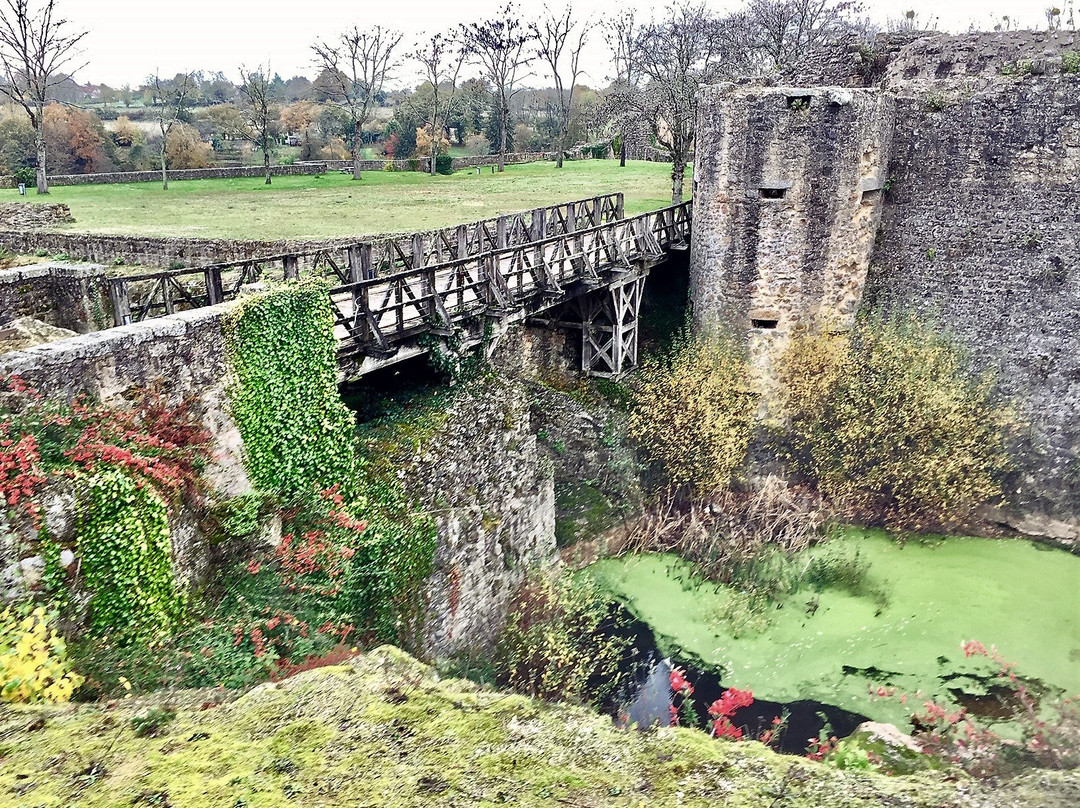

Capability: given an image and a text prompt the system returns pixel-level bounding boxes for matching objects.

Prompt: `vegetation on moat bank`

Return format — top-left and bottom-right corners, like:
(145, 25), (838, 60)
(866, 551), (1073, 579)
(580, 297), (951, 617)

(3, 645), (1075, 808)
(27, 161), (680, 240)
(1, 282), (438, 698)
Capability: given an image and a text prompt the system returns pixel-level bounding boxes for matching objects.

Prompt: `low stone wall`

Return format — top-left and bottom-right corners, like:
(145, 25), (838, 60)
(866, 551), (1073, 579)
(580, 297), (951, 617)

(0, 230), (353, 269)
(42, 162), (331, 186)
(2, 152), (559, 189)
(0, 303), (251, 597)
(0, 263), (108, 333)
(0, 203), (74, 229)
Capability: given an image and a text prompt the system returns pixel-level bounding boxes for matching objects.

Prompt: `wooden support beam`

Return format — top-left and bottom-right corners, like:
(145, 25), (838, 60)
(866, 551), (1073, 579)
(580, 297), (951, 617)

(283, 255), (299, 280)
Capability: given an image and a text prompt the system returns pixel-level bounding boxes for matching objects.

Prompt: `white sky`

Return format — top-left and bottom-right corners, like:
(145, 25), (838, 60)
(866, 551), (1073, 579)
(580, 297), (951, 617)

(75, 0), (1054, 89)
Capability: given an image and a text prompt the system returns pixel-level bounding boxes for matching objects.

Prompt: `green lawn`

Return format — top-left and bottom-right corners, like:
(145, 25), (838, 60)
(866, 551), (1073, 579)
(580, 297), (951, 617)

(20, 161), (678, 240)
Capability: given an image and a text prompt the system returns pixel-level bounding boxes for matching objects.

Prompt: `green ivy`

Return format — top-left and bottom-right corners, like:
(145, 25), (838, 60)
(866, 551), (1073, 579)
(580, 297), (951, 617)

(224, 280), (437, 647)
(76, 468), (184, 638)
(224, 280), (358, 501)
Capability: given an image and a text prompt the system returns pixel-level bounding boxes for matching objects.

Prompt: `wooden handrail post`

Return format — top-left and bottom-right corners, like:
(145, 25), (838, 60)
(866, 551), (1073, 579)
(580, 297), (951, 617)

(456, 224), (468, 260)
(411, 233), (423, 270)
(616, 192), (625, 220)
(531, 208), (546, 241)
(205, 267), (224, 305)
(108, 279), (132, 326)
(283, 255), (299, 280)
(347, 245), (362, 283)
(497, 216), (509, 250)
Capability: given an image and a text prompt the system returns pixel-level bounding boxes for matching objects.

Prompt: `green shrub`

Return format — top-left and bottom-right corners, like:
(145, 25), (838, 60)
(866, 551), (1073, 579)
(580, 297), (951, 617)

(435, 154), (453, 175)
(492, 573), (628, 706)
(778, 318), (1014, 529)
(76, 468), (184, 638)
(1063, 52), (1080, 74)
(13, 167), (34, 186)
(628, 331), (755, 496)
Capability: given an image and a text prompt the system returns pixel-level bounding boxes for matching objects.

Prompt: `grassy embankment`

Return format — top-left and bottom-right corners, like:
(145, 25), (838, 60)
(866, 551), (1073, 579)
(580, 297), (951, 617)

(9, 161), (679, 240)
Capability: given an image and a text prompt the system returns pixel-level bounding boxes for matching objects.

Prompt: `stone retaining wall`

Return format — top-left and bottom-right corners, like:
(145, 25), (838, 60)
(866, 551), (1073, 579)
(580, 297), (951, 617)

(0, 263), (108, 333)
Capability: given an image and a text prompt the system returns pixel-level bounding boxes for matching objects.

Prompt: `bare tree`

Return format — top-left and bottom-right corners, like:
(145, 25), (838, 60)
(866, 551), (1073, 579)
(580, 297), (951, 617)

(151, 71), (195, 191)
(461, 3), (535, 172)
(631, 4), (731, 204)
(535, 6), (591, 169)
(238, 64), (278, 185)
(0, 0), (85, 194)
(747, 0), (866, 68)
(603, 10), (640, 167)
(413, 32), (466, 176)
(312, 26), (401, 180)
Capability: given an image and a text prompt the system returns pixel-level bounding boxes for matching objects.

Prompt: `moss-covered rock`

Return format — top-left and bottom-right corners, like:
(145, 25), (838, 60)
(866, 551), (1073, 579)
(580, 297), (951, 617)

(0, 646), (1071, 807)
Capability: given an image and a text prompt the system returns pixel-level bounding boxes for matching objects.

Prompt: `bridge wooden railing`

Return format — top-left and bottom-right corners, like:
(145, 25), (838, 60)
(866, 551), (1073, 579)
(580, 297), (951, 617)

(106, 193), (625, 326)
(329, 201), (692, 358)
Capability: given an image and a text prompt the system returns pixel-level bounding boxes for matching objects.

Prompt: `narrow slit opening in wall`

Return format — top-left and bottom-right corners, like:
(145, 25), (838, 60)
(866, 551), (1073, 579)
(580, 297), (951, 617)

(787, 94), (812, 110)
(860, 188), (882, 205)
(751, 318), (779, 330)
(759, 187), (786, 200)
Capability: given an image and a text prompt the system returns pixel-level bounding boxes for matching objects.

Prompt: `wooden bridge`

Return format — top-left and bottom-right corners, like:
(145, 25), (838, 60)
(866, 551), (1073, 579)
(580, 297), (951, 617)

(105, 193), (692, 378)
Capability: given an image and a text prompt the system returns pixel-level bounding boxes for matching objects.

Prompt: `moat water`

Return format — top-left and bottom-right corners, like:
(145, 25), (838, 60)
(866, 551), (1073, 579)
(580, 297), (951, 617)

(588, 529), (1080, 742)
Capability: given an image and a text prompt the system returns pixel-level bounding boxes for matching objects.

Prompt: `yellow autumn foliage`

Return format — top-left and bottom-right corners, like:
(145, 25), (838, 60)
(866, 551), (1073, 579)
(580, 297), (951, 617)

(778, 317), (1015, 529)
(628, 332), (756, 496)
(0, 605), (83, 704)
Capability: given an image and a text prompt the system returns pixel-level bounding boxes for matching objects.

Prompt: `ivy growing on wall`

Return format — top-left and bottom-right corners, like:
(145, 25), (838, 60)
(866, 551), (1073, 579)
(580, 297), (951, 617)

(224, 280), (437, 646)
(76, 469), (184, 637)
(224, 280), (358, 501)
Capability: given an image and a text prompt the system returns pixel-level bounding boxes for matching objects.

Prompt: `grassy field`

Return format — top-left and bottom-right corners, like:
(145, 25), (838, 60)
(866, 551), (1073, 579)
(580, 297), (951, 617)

(16, 160), (679, 240)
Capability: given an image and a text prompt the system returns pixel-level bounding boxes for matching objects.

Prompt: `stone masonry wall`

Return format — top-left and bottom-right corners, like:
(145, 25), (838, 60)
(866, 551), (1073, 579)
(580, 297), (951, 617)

(691, 84), (894, 382)
(409, 374), (557, 658)
(690, 33), (1080, 539)
(0, 263), (108, 333)
(864, 75), (1080, 538)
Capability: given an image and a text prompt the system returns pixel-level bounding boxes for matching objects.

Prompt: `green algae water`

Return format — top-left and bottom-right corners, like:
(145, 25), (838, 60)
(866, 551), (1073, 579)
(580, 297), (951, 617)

(586, 529), (1080, 729)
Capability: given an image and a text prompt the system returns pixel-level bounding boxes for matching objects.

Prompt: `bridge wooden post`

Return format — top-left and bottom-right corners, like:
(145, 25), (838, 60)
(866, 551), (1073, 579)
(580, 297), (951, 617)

(283, 255), (299, 280)
(592, 196), (602, 226)
(204, 267), (224, 305)
(616, 193), (625, 220)
(496, 216), (509, 249)
(108, 279), (132, 326)
(411, 233), (423, 270)
(456, 225), (468, 260)
(531, 208), (546, 241)
(566, 202), (576, 236)
(347, 245), (362, 283)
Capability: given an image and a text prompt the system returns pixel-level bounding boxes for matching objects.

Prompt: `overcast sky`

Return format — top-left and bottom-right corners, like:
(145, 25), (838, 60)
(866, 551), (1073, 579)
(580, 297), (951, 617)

(75, 0), (1054, 88)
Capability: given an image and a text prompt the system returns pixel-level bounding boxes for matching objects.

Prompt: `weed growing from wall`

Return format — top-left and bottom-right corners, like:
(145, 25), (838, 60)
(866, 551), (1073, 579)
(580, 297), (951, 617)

(224, 280), (358, 501)
(777, 317), (1014, 529)
(627, 331), (755, 497)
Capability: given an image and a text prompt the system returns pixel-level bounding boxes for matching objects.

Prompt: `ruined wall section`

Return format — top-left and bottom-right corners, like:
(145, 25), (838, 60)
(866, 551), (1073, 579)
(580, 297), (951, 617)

(691, 85), (894, 378)
(399, 374), (557, 658)
(864, 76), (1080, 537)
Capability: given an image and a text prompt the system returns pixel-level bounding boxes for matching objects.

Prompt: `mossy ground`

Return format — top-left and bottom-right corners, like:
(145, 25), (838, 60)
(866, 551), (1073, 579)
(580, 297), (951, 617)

(2, 646), (1057, 808)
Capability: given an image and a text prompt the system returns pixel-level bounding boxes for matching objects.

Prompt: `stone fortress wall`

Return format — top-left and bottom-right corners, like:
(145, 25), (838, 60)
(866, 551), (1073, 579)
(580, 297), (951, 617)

(690, 31), (1080, 539)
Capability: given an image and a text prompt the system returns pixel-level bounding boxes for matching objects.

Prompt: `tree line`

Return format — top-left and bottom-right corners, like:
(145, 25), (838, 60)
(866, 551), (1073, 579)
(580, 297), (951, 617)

(0, 0), (1018, 201)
